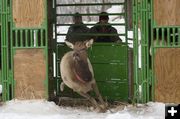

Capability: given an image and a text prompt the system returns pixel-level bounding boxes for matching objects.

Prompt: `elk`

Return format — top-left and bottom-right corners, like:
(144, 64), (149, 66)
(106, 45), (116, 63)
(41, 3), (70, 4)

(60, 39), (107, 112)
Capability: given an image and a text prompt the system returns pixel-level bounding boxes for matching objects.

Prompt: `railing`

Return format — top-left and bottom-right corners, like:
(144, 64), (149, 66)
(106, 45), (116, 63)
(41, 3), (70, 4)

(54, 1), (128, 43)
(12, 29), (46, 48)
(153, 26), (180, 48)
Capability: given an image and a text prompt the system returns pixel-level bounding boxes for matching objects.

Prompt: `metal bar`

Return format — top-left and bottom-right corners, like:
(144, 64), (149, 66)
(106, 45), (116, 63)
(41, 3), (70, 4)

(56, 33), (126, 36)
(1, 0), (9, 101)
(35, 30), (38, 47)
(156, 28), (159, 46)
(56, 2), (125, 6)
(145, 0), (149, 102)
(30, 30), (33, 47)
(167, 28), (170, 46)
(10, 0), (14, 99)
(25, 30), (28, 46)
(20, 30), (23, 47)
(45, 0), (49, 99)
(56, 13), (125, 16)
(56, 23), (126, 26)
(152, 45), (180, 48)
(124, 0), (129, 101)
(172, 28), (175, 46)
(6, 0), (10, 100)
(12, 27), (46, 30)
(133, 0), (139, 103)
(143, 0), (147, 103)
(151, 0), (155, 101)
(135, 0), (139, 103)
(139, 0), (143, 103)
(13, 46), (46, 49)
(178, 28), (180, 45)
(40, 29), (43, 47)
(154, 26), (180, 28)
(124, 0), (128, 44)
(15, 30), (18, 47)
(55, 0), (60, 96)
(161, 28), (164, 46)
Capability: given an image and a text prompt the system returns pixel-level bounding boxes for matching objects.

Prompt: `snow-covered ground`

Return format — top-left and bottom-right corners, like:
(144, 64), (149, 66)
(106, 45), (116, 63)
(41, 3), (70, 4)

(0, 99), (165, 119)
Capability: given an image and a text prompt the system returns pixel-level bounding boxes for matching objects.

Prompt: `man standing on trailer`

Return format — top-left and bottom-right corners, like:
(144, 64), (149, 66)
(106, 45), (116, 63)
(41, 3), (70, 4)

(90, 12), (122, 42)
(66, 12), (90, 44)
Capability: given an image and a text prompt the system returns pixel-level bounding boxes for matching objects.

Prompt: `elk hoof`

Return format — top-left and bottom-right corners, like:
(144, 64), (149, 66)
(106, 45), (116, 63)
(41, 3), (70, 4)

(95, 107), (106, 113)
(100, 103), (108, 110)
(94, 105), (107, 113)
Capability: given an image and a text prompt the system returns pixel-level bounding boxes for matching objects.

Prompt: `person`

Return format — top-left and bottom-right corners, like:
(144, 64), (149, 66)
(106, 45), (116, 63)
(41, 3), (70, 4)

(65, 12), (90, 44)
(90, 12), (122, 42)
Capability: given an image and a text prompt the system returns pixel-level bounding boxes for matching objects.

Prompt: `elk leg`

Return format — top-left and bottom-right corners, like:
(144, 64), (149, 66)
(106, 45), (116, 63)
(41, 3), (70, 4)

(77, 92), (103, 111)
(92, 83), (107, 109)
(60, 82), (65, 91)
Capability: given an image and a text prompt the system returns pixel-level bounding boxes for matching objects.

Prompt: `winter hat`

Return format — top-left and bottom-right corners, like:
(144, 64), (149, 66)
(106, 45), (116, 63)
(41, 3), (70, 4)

(99, 12), (109, 21)
(73, 12), (82, 21)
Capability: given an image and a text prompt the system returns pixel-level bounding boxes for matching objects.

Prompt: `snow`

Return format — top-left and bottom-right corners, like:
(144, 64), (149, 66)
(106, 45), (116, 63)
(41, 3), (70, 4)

(0, 100), (165, 119)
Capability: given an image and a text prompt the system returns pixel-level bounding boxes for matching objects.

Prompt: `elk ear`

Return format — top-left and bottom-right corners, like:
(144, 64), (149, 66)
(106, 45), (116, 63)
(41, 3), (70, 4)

(86, 39), (94, 48)
(65, 41), (74, 49)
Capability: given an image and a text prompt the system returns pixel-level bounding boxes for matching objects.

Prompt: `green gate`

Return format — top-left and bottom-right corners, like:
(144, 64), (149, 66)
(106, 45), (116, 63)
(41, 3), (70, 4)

(133, 0), (180, 103)
(0, 0), (49, 101)
(53, 0), (130, 101)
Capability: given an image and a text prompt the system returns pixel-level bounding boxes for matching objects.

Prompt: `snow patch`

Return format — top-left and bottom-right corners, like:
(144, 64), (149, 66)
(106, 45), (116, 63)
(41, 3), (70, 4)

(0, 100), (165, 119)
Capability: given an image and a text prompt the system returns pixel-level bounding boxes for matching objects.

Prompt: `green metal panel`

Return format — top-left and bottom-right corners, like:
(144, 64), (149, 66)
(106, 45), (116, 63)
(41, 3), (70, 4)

(0, 0), (11, 101)
(91, 43), (128, 101)
(133, 0), (152, 103)
(97, 81), (128, 101)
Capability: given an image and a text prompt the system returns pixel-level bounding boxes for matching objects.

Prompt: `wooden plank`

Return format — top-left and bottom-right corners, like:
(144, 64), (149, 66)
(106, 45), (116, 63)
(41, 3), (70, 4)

(154, 0), (180, 26)
(13, 0), (45, 28)
(154, 48), (180, 103)
(14, 49), (46, 99)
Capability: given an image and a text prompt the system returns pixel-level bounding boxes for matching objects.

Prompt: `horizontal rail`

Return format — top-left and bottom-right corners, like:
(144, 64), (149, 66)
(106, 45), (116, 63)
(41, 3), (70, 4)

(56, 42), (128, 45)
(12, 28), (46, 30)
(153, 46), (180, 48)
(56, 33), (126, 36)
(154, 26), (180, 28)
(12, 46), (46, 49)
(56, 2), (125, 7)
(56, 23), (126, 26)
(56, 13), (125, 16)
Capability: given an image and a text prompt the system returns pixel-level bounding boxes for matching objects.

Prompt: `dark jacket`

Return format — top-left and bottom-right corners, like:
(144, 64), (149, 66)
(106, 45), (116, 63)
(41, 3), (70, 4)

(90, 22), (121, 42)
(66, 23), (90, 44)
